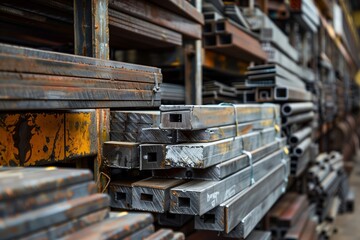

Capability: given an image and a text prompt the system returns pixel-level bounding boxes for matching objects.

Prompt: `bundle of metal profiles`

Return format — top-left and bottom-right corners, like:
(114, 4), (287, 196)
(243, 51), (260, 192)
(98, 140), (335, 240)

(0, 167), (170, 240)
(307, 152), (350, 227)
(104, 103), (290, 237)
(0, 0), (202, 49)
(281, 102), (315, 176)
(0, 43), (162, 110)
(161, 83), (185, 103)
(203, 19), (267, 63)
(267, 193), (317, 240)
(202, 80), (239, 104)
(289, 0), (320, 33)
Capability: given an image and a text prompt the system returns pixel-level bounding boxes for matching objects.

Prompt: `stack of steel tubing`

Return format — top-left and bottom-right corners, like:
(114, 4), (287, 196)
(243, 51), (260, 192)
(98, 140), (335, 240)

(282, 102), (316, 177)
(202, 80), (239, 104)
(266, 193), (317, 240)
(0, 43), (162, 110)
(289, 0), (320, 33)
(161, 83), (186, 104)
(0, 167), (179, 240)
(307, 151), (349, 237)
(104, 103), (290, 237)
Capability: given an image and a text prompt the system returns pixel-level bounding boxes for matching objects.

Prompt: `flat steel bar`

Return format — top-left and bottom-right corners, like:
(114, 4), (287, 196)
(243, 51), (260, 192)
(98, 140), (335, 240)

(277, 195), (308, 228)
(274, 87), (312, 102)
(103, 142), (139, 169)
(123, 224), (155, 240)
(0, 181), (96, 218)
(111, 111), (160, 125)
(61, 212), (154, 240)
(132, 178), (186, 213)
(223, 183), (284, 238)
(284, 206), (311, 240)
(160, 104), (279, 130)
(0, 168), (92, 201)
(170, 149), (286, 215)
(0, 194), (109, 240)
(20, 208), (109, 240)
(194, 159), (289, 232)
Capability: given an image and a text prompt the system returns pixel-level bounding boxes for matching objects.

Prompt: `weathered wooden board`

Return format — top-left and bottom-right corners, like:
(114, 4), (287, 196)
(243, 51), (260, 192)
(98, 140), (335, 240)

(160, 104), (279, 130)
(170, 149), (286, 215)
(132, 178), (186, 213)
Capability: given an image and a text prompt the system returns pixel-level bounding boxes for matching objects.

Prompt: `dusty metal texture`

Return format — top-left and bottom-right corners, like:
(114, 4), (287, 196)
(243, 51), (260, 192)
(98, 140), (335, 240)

(290, 148), (310, 176)
(0, 167), (92, 201)
(140, 144), (168, 170)
(74, 0), (92, 57)
(0, 43), (162, 109)
(289, 127), (312, 145)
(152, 138), (286, 180)
(274, 87), (312, 102)
(0, 194), (109, 240)
(160, 104), (279, 130)
(223, 183), (284, 239)
(194, 159), (289, 232)
(103, 142), (139, 169)
(157, 213), (192, 227)
(0, 111), (97, 166)
(170, 149), (286, 216)
(61, 212), (154, 240)
(132, 178), (186, 213)
(20, 208), (109, 240)
(281, 102), (314, 116)
(109, 0), (201, 39)
(0, 181), (96, 218)
(109, 180), (139, 210)
(109, 9), (182, 47)
(143, 229), (174, 240)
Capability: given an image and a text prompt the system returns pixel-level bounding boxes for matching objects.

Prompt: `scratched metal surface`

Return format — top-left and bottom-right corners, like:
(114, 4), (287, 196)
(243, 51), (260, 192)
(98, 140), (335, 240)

(170, 149), (286, 216)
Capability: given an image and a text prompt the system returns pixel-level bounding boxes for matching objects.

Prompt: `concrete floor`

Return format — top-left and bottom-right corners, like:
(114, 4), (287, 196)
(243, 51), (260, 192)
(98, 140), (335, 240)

(333, 158), (360, 240)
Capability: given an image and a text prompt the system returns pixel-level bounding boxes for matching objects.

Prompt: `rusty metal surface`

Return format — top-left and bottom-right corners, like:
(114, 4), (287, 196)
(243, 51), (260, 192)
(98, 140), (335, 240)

(61, 212), (154, 240)
(0, 193), (109, 240)
(0, 111), (97, 166)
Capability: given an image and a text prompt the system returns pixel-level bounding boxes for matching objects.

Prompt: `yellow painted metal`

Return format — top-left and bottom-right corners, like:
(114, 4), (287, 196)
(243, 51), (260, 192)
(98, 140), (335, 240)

(0, 111), (97, 166)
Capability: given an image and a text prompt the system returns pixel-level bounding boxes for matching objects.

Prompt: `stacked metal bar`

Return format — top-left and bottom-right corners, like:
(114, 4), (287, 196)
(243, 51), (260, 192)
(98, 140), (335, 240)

(266, 193), (317, 240)
(0, 43), (162, 110)
(105, 104), (290, 236)
(161, 83), (186, 104)
(0, 167), (163, 240)
(307, 152), (350, 239)
(202, 80), (238, 104)
(203, 15), (267, 63)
